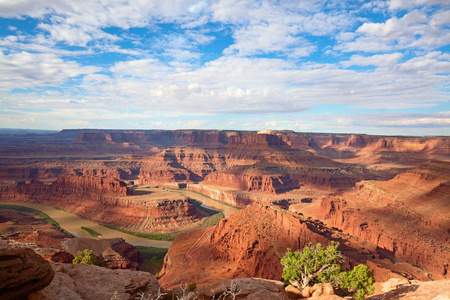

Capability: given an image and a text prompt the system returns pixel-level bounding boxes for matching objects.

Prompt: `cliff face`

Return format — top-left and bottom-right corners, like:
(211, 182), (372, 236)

(320, 161), (450, 279)
(74, 130), (237, 148)
(0, 175), (202, 233)
(52, 175), (132, 198)
(203, 169), (299, 194)
(158, 203), (330, 289)
(227, 133), (290, 149)
(0, 175), (132, 200)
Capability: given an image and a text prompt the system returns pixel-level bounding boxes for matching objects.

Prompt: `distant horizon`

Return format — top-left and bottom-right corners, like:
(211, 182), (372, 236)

(1, 127), (449, 138)
(0, 1), (449, 136)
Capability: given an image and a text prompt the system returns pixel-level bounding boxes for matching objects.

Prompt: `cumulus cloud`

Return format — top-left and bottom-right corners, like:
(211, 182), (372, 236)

(342, 53), (403, 67)
(0, 51), (99, 90)
(0, 0), (448, 135)
(337, 8), (450, 52)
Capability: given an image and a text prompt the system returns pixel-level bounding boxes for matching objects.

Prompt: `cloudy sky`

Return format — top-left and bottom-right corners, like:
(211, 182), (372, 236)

(0, 0), (449, 135)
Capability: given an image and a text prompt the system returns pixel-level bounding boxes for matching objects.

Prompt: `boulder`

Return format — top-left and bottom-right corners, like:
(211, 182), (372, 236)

(312, 283), (334, 296)
(28, 261), (161, 300)
(43, 251), (75, 263)
(302, 286), (314, 298)
(0, 247), (54, 300)
(285, 284), (303, 299)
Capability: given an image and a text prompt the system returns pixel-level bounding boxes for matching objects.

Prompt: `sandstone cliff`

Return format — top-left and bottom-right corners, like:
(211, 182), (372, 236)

(158, 203), (330, 289)
(203, 165), (299, 194)
(320, 161), (450, 279)
(0, 175), (202, 233)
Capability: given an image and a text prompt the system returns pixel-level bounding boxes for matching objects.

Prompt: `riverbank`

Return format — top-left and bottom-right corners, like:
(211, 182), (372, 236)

(1, 202), (172, 248)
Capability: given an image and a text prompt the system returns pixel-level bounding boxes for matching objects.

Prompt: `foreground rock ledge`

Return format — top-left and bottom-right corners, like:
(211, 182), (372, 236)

(0, 247), (55, 300)
(28, 261), (160, 300)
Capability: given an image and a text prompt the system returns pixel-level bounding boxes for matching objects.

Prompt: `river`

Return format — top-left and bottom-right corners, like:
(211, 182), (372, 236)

(2, 202), (172, 248)
(183, 190), (239, 218)
(2, 190), (238, 249)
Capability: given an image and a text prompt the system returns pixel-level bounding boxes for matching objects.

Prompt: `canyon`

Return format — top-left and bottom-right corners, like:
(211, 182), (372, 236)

(0, 129), (449, 298)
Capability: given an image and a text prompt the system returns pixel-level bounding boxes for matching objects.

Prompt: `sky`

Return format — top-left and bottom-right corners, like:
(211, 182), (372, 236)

(0, 0), (449, 136)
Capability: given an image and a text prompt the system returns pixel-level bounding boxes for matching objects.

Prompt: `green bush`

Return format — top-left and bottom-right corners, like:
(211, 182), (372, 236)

(73, 249), (103, 266)
(281, 243), (375, 299)
(339, 264), (375, 300)
(281, 242), (343, 289)
(188, 282), (196, 292)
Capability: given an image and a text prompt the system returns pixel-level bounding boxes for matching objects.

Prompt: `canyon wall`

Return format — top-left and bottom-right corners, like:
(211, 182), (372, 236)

(320, 161), (450, 278)
(203, 167), (299, 194)
(158, 203), (330, 289)
(0, 175), (202, 233)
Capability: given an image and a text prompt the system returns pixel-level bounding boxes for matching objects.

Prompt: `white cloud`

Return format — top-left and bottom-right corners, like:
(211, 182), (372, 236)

(338, 8), (450, 52)
(343, 53), (403, 67)
(381, 118), (450, 126)
(388, 0), (449, 10)
(0, 51), (99, 90)
(110, 59), (170, 79)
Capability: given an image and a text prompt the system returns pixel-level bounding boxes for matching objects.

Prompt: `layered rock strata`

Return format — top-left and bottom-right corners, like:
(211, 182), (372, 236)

(158, 203), (330, 289)
(0, 175), (202, 233)
(0, 247), (55, 300)
(28, 261), (161, 300)
(320, 161), (450, 279)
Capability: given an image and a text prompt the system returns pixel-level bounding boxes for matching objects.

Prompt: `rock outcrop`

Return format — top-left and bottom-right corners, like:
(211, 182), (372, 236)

(203, 165), (299, 194)
(63, 238), (146, 270)
(0, 247), (54, 300)
(0, 208), (72, 249)
(28, 261), (161, 300)
(368, 279), (450, 300)
(195, 278), (287, 300)
(0, 175), (132, 200)
(320, 161), (450, 279)
(158, 203), (330, 289)
(42, 251), (74, 263)
(0, 176), (203, 233)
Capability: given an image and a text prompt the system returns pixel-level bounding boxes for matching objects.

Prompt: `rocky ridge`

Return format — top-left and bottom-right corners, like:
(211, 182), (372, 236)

(320, 161), (450, 279)
(0, 175), (202, 233)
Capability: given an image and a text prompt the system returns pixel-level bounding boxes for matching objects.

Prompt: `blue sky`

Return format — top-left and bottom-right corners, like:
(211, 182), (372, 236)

(0, 0), (449, 136)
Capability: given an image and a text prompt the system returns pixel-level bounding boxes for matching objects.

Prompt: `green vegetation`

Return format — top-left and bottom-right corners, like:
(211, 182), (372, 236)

(135, 246), (168, 274)
(188, 282), (197, 292)
(81, 226), (102, 237)
(100, 224), (180, 241)
(200, 212), (225, 227)
(339, 264), (375, 300)
(100, 198), (225, 241)
(73, 249), (104, 267)
(281, 242), (343, 289)
(0, 204), (73, 236)
(281, 242), (375, 299)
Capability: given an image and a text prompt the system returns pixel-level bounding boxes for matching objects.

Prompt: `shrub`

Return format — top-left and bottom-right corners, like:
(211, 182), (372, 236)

(339, 264), (375, 300)
(72, 249), (103, 266)
(281, 243), (375, 299)
(281, 242), (343, 289)
(188, 282), (197, 292)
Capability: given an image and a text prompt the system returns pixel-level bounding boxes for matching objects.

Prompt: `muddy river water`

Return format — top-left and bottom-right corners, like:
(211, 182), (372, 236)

(3, 190), (238, 249)
(3, 202), (172, 248)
